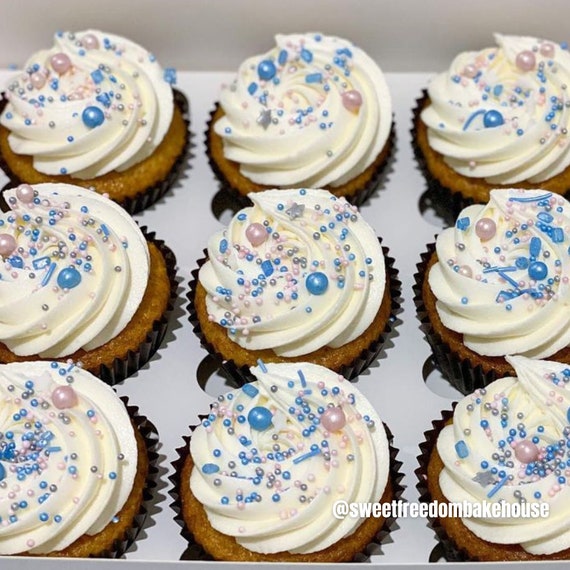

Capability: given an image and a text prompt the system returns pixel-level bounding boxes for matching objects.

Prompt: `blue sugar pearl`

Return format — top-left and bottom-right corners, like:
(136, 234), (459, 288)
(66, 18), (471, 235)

(248, 406), (272, 431)
(483, 109), (504, 128)
(305, 272), (329, 295)
(528, 261), (548, 281)
(272, 493), (281, 502)
(257, 59), (276, 81)
(82, 106), (105, 128)
(109, 472), (117, 480)
(39, 513), (49, 522)
(57, 267), (82, 289)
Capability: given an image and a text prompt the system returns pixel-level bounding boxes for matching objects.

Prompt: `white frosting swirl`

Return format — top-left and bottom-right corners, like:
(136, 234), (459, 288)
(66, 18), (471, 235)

(190, 361), (389, 554)
(438, 355), (570, 555)
(214, 33), (392, 188)
(0, 183), (149, 358)
(199, 188), (385, 357)
(0, 361), (137, 554)
(422, 34), (570, 184)
(429, 188), (570, 358)
(0, 30), (174, 178)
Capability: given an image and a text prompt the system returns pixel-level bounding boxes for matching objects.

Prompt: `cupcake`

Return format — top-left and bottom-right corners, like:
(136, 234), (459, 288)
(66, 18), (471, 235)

(174, 361), (401, 562)
(417, 355), (570, 561)
(415, 187), (570, 394)
(414, 34), (570, 220)
(207, 33), (393, 206)
(0, 30), (189, 214)
(0, 360), (155, 557)
(0, 182), (176, 384)
(189, 188), (399, 381)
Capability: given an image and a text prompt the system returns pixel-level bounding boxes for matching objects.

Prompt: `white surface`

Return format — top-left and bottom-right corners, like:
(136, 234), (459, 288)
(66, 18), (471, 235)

(0, 68), (568, 568)
(0, 0), (570, 72)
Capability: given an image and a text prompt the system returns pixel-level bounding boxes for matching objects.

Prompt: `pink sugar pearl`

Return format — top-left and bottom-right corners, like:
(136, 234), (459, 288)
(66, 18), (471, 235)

(321, 407), (346, 432)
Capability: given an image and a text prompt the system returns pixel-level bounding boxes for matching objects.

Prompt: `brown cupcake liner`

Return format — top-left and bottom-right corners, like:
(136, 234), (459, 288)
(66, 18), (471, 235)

(411, 90), (477, 227)
(413, 242), (499, 395)
(205, 103), (396, 211)
(187, 239), (402, 386)
(0, 89), (191, 216)
(91, 397), (160, 558)
(170, 417), (404, 562)
(415, 407), (469, 562)
(93, 226), (179, 386)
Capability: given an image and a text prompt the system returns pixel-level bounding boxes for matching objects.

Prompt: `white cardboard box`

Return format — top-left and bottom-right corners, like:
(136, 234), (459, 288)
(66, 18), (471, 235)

(1, 1), (569, 568)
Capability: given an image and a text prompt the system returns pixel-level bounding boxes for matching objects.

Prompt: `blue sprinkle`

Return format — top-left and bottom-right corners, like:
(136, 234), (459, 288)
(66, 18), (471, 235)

(242, 384), (259, 398)
(202, 463), (220, 474)
(96, 92), (112, 108)
(257, 359), (268, 373)
(305, 72), (322, 84)
(300, 49), (313, 63)
(456, 217), (470, 231)
(248, 82), (258, 95)
(32, 256), (50, 270)
(163, 67), (177, 85)
(538, 212), (554, 223)
(90, 69), (104, 84)
(487, 475), (509, 498)
(278, 49), (288, 66)
(529, 237), (542, 257)
(8, 256), (24, 269)
(462, 109), (486, 130)
(261, 260), (273, 276)
(219, 238), (228, 254)
(552, 228), (565, 243)
(41, 263), (57, 287)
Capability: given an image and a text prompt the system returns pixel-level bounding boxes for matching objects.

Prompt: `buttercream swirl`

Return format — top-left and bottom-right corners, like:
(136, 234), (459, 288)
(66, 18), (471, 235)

(214, 33), (392, 188)
(0, 361), (137, 554)
(0, 183), (149, 358)
(438, 355), (570, 555)
(199, 188), (385, 357)
(189, 361), (389, 554)
(0, 30), (174, 179)
(429, 188), (570, 358)
(422, 34), (570, 184)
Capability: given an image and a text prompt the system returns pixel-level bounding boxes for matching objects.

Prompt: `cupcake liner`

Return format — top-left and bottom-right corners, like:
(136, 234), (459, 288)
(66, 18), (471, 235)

(411, 90), (476, 227)
(0, 89), (191, 216)
(187, 239), (402, 386)
(93, 226), (179, 385)
(170, 418), (404, 562)
(90, 397), (160, 558)
(414, 407), (469, 562)
(413, 242), (498, 395)
(205, 103), (396, 210)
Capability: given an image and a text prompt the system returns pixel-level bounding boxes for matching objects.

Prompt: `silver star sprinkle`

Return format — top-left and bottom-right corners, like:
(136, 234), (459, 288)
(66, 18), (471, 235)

(472, 471), (496, 487)
(257, 109), (272, 130)
(285, 202), (305, 220)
